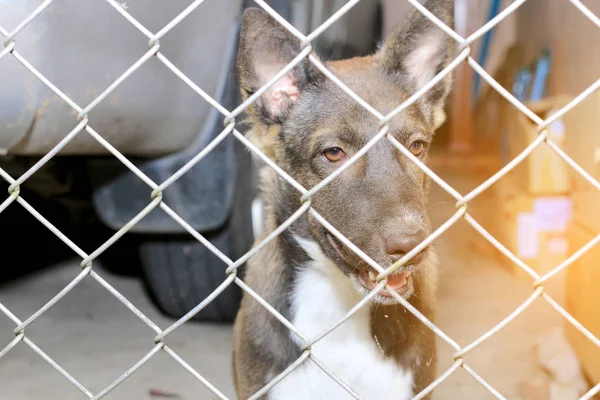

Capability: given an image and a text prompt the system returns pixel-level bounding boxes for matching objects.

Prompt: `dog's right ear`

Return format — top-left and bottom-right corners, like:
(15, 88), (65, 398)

(377, 0), (455, 129)
(237, 8), (320, 126)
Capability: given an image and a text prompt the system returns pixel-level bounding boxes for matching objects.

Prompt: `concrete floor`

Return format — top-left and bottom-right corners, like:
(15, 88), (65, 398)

(0, 171), (567, 400)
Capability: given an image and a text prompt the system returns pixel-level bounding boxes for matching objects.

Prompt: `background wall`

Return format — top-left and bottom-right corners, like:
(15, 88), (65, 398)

(517, 0), (600, 96)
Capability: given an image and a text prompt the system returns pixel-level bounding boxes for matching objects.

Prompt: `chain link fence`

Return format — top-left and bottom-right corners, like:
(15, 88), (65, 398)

(1, 0), (600, 399)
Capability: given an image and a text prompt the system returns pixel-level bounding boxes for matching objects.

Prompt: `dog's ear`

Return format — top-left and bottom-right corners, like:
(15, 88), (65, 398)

(377, 0), (455, 128)
(237, 8), (320, 126)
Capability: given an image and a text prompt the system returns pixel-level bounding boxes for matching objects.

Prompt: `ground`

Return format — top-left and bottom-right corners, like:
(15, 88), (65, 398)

(0, 171), (567, 399)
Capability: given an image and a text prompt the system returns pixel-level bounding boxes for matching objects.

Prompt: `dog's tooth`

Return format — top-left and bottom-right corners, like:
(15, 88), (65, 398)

(368, 271), (376, 281)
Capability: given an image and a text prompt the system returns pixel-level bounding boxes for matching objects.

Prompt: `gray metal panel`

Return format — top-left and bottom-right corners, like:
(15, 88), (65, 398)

(0, 0), (242, 156)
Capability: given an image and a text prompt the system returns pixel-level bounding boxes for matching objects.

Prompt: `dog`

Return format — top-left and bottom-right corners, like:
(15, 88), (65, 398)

(233, 1), (455, 399)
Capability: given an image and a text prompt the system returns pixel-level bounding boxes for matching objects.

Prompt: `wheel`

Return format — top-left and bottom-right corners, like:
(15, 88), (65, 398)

(139, 191), (254, 323)
(137, 143), (255, 323)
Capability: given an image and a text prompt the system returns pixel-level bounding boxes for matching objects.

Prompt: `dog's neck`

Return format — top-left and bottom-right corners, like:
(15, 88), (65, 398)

(284, 229), (437, 366)
(259, 167), (438, 385)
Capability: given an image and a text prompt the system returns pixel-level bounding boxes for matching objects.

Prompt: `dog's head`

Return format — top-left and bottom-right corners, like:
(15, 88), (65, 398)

(238, 1), (454, 302)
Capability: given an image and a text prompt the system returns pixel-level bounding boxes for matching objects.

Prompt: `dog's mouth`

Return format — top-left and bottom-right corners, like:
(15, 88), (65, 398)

(326, 233), (414, 298)
(357, 269), (412, 297)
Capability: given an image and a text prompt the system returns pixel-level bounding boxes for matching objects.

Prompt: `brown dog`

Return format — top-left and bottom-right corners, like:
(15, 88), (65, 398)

(233, 1), (455, 399)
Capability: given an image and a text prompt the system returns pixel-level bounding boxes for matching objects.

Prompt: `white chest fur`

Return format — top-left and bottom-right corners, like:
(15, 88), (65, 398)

(267, 238), (414, 400)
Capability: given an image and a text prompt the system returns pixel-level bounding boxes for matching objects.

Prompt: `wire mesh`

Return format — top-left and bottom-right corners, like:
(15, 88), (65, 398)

(1, 0), (599, 399)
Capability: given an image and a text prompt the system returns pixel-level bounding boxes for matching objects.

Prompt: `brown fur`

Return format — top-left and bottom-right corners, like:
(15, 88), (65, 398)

(233, 1), (455, 398)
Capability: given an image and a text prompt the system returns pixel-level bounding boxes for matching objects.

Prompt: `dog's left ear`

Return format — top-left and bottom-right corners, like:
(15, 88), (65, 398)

(237, 8), (322, 126)
(377, 0), (455, 128)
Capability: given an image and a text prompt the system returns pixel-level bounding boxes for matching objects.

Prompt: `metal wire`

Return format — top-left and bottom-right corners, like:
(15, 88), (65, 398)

(1, 0), (599, 399)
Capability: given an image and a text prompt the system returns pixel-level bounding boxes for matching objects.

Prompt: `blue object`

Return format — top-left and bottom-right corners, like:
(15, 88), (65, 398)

(529, 48), (551, 101)
(473, 0), (502, 103)
(513, 68), (532, 102)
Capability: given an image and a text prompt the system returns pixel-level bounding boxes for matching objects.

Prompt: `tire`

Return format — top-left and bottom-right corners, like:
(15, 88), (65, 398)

(139, 144), (255, 323)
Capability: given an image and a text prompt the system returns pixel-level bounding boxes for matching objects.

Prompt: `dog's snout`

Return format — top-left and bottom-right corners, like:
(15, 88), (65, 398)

(385, 229), (428, 264)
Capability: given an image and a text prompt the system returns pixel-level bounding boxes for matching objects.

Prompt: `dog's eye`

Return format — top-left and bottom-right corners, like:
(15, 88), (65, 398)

(322, 147), (346, 162)
(408, 141), (425, 156)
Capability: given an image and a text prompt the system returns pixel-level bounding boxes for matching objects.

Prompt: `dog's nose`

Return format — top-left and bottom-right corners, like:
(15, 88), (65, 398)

(385, 230), (428, 264)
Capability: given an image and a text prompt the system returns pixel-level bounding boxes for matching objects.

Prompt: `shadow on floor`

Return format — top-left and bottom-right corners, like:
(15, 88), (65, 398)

(0, 186), (142, 288)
